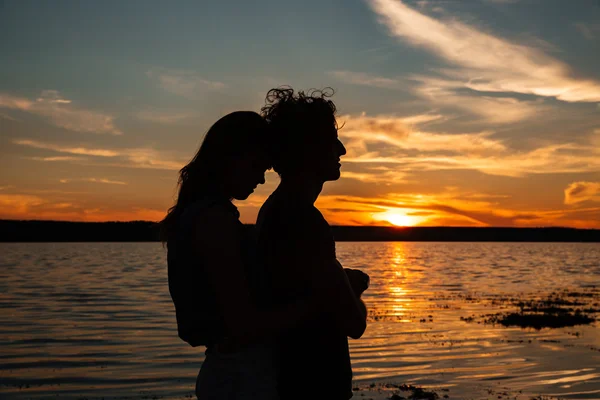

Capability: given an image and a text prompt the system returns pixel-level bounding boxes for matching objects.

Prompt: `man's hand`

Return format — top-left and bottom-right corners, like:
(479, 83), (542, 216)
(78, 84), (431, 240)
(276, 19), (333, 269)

(344, 268), (370, 297)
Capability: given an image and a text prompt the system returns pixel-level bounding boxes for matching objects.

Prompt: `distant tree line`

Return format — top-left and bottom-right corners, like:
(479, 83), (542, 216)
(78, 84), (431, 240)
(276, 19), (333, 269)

(1, 219), (599, 242)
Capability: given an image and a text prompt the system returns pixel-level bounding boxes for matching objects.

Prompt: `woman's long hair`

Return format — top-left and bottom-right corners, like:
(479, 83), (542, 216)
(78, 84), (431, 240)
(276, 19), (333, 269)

(160, 111), (267, 244)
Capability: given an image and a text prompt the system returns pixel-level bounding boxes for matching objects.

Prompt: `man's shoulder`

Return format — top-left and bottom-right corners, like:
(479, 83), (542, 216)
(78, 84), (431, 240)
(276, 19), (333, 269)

(258, 195), (325, 225)
(258, 193), (315, 223)
(257, 194), (329, 239)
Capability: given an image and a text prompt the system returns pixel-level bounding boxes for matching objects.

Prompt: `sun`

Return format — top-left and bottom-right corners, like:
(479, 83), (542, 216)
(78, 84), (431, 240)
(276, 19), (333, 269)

(386, 213), (414, 227)
(374, 211), (421, 227)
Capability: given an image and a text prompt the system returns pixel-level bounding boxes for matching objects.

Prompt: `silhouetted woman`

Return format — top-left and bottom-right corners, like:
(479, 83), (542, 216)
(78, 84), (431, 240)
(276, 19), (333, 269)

(161, 111), (320, 400)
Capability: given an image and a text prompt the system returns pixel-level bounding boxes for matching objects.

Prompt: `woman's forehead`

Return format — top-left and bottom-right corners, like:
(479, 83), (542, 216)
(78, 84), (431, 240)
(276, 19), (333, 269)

(242, 146), (271, 167)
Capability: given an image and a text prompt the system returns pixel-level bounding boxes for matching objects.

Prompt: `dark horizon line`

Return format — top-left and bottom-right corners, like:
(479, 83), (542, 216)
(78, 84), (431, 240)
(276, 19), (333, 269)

(1, 219), (599, 242)
(0, 218), (597, 230)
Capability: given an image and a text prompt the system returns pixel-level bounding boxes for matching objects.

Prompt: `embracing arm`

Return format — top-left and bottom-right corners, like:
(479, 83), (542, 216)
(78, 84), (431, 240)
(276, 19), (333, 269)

(318, 259), (368, 339)
(278, 245), (368, 339)
(193, 210), (321, 350)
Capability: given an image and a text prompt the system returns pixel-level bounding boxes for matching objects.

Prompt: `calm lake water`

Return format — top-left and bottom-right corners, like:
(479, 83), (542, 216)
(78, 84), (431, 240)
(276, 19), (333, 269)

(1, 242), (599, 400)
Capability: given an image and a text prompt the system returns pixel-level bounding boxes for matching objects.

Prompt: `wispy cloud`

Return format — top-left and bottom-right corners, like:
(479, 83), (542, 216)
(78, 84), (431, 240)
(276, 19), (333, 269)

(59, 178), (127, 185)
(338, 113), (600, 177)
(564, 181), (600, 205)
(29, 156), (87, 162)
(15, 138), (186, 171)
(411, 76), (543, 123)
(134, 109), (195, 124)
(147, 68), (225, 98)
(0, 90), (122, 135)
(331, 70), (542, 123)
(593, 129), (600, 149)
(367, 0), (600, 102)
(115, 148), (185, 170)
(328, 70), (406, 90)
(0, 112), (18, 121)
(14, 139), (120, 157)
(400, 113), (445, 126)
(574, 22), (600, 40)
(339, 113), (506, 153)
(483, 0), (520, 4)
(341, 168), (409, 184)
(344, 143), (600, 177)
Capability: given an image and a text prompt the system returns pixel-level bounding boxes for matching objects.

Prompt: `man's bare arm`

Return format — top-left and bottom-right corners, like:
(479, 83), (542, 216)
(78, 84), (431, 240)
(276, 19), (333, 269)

(295, 258), (367, 339)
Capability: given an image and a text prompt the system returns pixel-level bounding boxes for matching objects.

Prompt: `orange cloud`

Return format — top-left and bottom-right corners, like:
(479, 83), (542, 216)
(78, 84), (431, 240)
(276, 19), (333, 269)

(0, 193), (165, 222)
(14, 139), (119, 157)
(121, 148), (186, 170)
(312, 190), (600, 228)
(29, 156), (86, 162)
(80, 207), (166, 222)
(341, 169), (408, 184)
(564, 182), (600, 205)
(59, 178), (127, 185)
(0, 194), (46, 216)
(339, 113), (505, 153)
(338, 114), (600, 177)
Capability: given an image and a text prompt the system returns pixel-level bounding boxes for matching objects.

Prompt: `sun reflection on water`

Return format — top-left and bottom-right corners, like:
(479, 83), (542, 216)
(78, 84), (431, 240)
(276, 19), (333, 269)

(375, 242), (429, 322)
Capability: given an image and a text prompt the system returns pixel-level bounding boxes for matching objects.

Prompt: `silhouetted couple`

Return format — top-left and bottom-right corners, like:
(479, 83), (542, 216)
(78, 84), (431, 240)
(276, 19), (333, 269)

(162, 87), (370, 400)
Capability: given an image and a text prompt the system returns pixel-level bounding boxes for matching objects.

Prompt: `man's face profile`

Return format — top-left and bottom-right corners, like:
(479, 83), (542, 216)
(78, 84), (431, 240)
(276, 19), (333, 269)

(312, 123), (346, 183)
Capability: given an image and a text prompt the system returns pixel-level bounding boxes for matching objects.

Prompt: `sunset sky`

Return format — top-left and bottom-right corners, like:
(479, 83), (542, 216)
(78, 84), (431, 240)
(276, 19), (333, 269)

(1, 0), (599, 228)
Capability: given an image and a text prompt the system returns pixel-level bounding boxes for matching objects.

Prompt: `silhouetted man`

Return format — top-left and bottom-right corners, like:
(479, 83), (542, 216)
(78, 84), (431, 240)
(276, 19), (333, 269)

(257, 87), (369, 400)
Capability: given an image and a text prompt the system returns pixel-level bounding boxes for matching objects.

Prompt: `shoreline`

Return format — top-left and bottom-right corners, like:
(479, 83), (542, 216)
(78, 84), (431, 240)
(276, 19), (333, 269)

(1, 219), (599, 242)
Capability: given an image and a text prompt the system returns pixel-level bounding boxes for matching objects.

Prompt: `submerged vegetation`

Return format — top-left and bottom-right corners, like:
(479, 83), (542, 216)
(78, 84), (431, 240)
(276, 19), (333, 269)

(353, 382), (442, 400)
(460, 289), (599, 329)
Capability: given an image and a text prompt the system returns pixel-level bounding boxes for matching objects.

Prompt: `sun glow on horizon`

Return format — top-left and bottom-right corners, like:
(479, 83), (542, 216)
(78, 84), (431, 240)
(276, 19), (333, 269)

(373, 210), (425, 227)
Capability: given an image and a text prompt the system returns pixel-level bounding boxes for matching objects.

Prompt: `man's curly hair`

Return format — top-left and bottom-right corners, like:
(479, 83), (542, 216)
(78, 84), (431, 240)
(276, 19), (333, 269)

(260, 86), (339, 176)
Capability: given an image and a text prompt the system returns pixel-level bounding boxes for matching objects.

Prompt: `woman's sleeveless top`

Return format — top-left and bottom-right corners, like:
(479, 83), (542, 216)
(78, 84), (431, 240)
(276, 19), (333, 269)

(167, 197), (263, 347)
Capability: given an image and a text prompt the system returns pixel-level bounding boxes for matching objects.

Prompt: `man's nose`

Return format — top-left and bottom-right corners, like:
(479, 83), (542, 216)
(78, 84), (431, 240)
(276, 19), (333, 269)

(337, 139), (347, 156)
(258, 173), (266, 185)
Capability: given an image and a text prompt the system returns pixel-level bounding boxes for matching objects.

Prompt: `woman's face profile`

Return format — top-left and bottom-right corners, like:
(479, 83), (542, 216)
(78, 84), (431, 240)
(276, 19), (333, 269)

(228, 147), (270, 200)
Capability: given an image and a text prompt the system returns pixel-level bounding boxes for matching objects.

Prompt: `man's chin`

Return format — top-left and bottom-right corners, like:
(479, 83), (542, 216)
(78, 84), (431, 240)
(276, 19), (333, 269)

(324, 170), (341, 182)
(233, 191), (252, 201)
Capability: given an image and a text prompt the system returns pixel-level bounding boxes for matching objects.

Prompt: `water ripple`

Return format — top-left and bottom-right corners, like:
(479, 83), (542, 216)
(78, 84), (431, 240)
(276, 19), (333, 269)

(0, 242), (599, 399)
